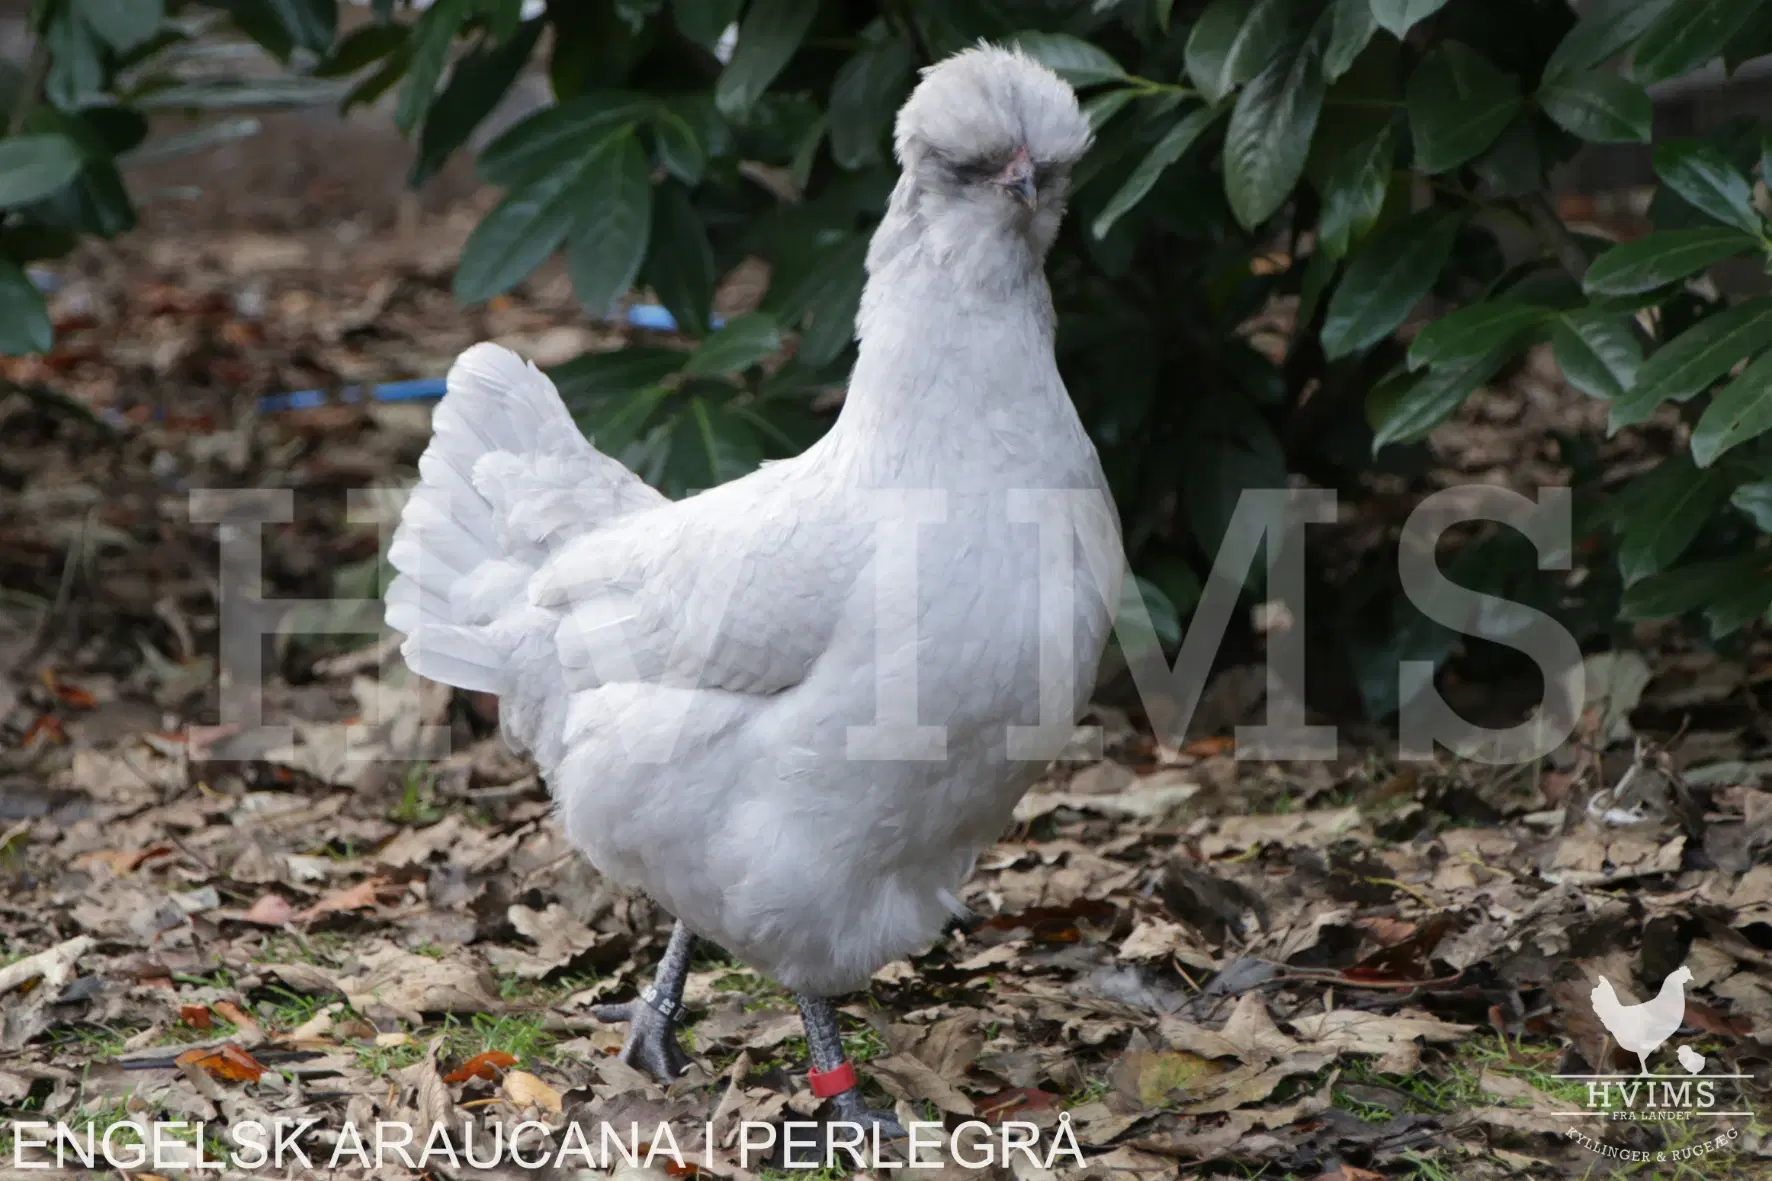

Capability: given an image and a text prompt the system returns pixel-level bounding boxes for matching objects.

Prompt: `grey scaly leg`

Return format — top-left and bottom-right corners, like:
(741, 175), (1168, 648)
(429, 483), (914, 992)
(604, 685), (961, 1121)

(592, 919), (695, 1085)
(794, 994), (906, 1147)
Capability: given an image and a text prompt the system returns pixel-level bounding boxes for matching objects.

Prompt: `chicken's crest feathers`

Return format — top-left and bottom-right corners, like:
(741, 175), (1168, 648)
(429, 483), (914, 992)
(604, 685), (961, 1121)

(894, 43), (1091, 175)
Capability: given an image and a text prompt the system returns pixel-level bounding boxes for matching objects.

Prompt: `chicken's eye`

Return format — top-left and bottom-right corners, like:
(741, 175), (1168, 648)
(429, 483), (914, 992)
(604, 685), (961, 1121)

(951, 159), (998, 184)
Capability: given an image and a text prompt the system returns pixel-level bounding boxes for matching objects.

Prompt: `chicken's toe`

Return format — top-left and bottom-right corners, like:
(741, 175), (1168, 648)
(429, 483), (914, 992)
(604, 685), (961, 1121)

(592, 997), (694, 1085)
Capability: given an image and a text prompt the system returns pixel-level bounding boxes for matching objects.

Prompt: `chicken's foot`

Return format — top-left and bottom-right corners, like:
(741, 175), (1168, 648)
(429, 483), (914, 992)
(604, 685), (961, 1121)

(783, 992), (906, 1167)
(592, 919), (695, 1085)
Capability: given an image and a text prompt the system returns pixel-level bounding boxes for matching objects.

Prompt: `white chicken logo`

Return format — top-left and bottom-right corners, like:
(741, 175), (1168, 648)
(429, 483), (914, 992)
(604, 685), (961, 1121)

(1590, 966), (1704, 1075)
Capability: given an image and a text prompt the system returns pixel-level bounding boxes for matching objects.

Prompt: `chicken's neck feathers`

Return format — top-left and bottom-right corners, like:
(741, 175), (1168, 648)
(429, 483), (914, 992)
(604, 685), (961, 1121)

(827, 189), (1075, 484)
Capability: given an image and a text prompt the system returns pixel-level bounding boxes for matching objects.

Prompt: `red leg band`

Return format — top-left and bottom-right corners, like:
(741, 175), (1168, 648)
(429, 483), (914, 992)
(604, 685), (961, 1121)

(808, 1060), (858, 1098)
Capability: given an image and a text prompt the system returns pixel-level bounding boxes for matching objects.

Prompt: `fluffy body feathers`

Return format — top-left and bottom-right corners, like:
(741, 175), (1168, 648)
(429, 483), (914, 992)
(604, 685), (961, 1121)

(386, 44), (1122, 995)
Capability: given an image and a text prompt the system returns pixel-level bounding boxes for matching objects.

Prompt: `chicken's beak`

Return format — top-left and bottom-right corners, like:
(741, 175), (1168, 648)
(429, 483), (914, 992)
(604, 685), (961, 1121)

(995, 146), (1037, 209)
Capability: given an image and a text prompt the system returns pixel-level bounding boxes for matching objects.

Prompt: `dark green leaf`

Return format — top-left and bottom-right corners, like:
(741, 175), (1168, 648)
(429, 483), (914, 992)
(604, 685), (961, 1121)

(667, 397), (764, 494)
(1724, 2), (1772, 72)
(1322, 210), (1460, 359)
(614, 0), (663, 33)
(1408, 300), (1547, 371)
(313, 22), (407, 77)
(1325, 0), (1378, 80)
(1183, 0), (1293, 104)
(1691, 350), (1772, 467)
(1093, 104), (1221, 239)
(1582, 226), (1760, 296)
(22, 157), (132, 237)
(1551, 311), (1641, 400)
(764, 233), (868, 324)
(1538, 72), (1652, 144)
(1317, 125), (1392, 258)
(1620, 551), (1766, 619)
(78, 0), (164, 52)
(673, 0), (741, 51)
(715, 0), (819, 119)
(565, 132), (653, 313)
(1013, 32), (1126, 88)
(264, 0), (336, 54)
(1705, 572), (1772, 637)
(340, 48), (410, 112)
(1732, 482), (1772, 531)
(1632, 0), (1767, 84)
(1368, 347), (1512, 449)
(477, 92), (654, 186)
(0, 135), (85, 208)
(0, 258), (52, 355)
(549, 347), (685, 411)
(395, 0), (470, 132)
(1543, 0), (1677, 82)
(828, 32), (916, 170)
(410, 18), (542, 186)
(1653, 141), (1763, 236)
(1368, 0), (1450, 39)
(1611, 298), (1772, 428)
(650, 110), (705, 184)
(454, 141), (612, 304)
(1181, 407), (1288, 576)
(45, 10), (104, 108)
(1225, 32), (1326, 230)
(681, 312), (783, 377)
(1617, 455), (1732, 582)
(1407, 41), (1521, 173)
(795, 254), (864, 367)
(1082, 89), (1137, 131)
(579, 383), (672, 457)
(642, 182), (716, 338)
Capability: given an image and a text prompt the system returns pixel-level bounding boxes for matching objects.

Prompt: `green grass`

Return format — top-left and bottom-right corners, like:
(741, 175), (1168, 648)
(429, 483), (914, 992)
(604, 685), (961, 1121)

(153, 1018), (241, 1047)
(255, 984), (352, 1034)
(249, 930), (350, 966)
(441, 1011), (559, 1066)
(1330, 1086), (1394, 1122)
(169, 966), (236, 991)
(710, 967), (793, 1011)
(1396, 1154), (1459, 1181)
(354, 1034), (427, 1075)
(46, 1024), (136, 1063)
(389, 764), (444, 825)
(1338, 1035), (1589, 1115)
(1068, 1076), (1111, 1105)
(495, 970), (600, 1005)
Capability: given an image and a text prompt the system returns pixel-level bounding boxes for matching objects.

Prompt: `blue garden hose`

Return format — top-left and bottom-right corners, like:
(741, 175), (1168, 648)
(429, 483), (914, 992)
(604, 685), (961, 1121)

(52, 288), (704, 424)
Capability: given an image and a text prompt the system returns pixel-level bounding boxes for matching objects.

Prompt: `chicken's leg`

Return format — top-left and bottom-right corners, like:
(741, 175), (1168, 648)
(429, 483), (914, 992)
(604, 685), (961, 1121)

(794, 994), (906, 1145)
(592, 920), (695, 1085)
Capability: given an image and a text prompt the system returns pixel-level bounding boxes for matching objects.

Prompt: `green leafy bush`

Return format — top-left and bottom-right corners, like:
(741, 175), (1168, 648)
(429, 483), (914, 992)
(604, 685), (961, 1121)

(13, 0), (1772, 719)
(0, 1), (350, 352)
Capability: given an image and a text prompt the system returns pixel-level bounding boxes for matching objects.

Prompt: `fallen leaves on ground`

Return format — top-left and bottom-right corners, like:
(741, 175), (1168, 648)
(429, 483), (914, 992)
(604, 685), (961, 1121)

(0, 183), (1768, 1181)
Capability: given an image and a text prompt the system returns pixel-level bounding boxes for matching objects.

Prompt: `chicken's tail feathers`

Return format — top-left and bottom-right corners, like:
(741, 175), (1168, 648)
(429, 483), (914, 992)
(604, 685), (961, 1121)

(385, 344), (659, 726)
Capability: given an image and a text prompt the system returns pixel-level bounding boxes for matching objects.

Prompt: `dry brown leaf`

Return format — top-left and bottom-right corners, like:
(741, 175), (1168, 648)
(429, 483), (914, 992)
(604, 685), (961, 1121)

(1288, 1009), (1475, 1073)
(866, 1053), (976, 1115)
(175, 1043), (265, 1083)
(444, 1049), (516, 1083)
(242, 893), (294, 925)
(335, 945), (502, 1022)
(294, 876), (392, 921)
(503, 1068), (563, 1113)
